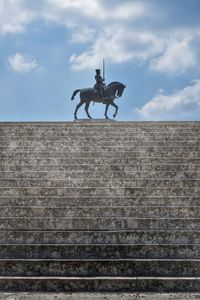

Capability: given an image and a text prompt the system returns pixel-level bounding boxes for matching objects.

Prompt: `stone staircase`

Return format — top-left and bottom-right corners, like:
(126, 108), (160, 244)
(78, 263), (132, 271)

(0, 121), (200, 293)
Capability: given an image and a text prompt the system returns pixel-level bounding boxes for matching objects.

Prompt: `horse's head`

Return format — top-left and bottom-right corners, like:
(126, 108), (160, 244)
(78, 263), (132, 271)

(107, 82), (126, 98)
(116, 83), (126, 98)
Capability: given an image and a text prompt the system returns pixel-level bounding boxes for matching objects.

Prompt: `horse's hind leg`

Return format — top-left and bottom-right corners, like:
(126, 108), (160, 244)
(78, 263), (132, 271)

(104, 103), (110, 119)
(111, 102), (118, 118)
(85, 102), (92, 119)
(74, 102), (83, 120)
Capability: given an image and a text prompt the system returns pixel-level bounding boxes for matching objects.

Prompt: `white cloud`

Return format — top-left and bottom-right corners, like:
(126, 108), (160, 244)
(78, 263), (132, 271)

(71, 26), (97, 43)
(46, 0), (146, 21)
(46, 0), (105, 20)
(0, 0), (35, 34)
(8, 53), (38, 73)
(111, 2), (145, 20)
(69, 28), (164, 71)
(151, 36), (198, 74)
(1, 0), (200, 74)
(70, 27), (200, 72)
(135, 80), (200, 120)
(69, 27), (134, 70)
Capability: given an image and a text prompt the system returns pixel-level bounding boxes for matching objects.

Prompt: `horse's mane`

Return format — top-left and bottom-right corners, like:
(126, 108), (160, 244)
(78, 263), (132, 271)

(107, 81), (122, 87)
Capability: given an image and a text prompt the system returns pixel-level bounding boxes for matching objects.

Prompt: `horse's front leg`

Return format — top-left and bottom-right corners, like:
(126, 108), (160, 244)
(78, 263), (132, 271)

(74, 102), (83, 120)
(104, 103), (110, 119)
(111, 102), (118, 118)
(85, 102), (92, 119)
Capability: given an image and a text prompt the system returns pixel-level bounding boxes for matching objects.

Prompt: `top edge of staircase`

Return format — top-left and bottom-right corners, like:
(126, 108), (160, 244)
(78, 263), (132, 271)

(0, 121), (200, 125)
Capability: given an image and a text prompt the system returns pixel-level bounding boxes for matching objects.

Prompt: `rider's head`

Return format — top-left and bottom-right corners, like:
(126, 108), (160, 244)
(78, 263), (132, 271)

(95, 69), (101, 75)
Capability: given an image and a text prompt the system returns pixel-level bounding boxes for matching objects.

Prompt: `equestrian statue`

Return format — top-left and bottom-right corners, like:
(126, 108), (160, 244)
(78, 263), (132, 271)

(71, 63), (126, 120)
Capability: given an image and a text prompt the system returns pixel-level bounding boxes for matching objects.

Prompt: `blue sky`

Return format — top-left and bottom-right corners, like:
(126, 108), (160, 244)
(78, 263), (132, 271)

(0, 0), (200, 121)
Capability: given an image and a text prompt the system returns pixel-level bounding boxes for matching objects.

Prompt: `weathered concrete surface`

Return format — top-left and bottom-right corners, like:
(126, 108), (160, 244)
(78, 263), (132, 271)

(0, 293), (200, 299)
(0, 121), (200, 293)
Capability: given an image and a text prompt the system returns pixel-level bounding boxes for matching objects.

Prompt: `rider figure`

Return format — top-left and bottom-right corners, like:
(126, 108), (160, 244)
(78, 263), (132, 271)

(94, 69), (105, 102)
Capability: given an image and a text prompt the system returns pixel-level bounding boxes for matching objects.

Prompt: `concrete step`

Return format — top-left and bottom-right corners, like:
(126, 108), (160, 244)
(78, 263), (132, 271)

(1, 171), (200, 180)
(1, 146), (200, 156)
(0, 244), (200, 259)
(1, 141), (200, 148)
(0, 259), (200, 277)
(0, 276), (200, 292)
(0, 178), (199, 188)
(1, 155), (200, 165)
(0, 121), (199, 130)
(1, 162), (200, 172)
(2, 134), (200, 144)
(1, 206), (200, 218)
(0, 121), (199, 127)
(0, 292), (199, 300)
(0, 155), (193, 165)
(0, 230), (199, 244)
(1, 134), (200, 142)
(0, 187), (199, 197)
(0, 217), (200, 230)
(0, 196), (199, 207)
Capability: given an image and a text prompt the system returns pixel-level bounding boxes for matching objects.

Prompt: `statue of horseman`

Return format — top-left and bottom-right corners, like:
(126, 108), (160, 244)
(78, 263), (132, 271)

(70, 60), (126, 120)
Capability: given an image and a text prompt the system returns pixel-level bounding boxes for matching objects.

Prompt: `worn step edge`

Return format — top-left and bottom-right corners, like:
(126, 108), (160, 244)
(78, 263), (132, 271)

(0, 259), (199, 261)
(0, 196), (198, 198)
(1, 187), (199, 189)
(2, 139), (200, 142)
(1, 171), (200, 174)
(1, 243), (200, 245)
(1, 276), (200, 292)
(1, 162), (199, 165)
(0, 229), (199, 232)
(0, 276), (200, 279)
(1, 205), (200, 207)
(1, 146), (200, 149)
(2, 217), (200, 219)
(0, 293), (199, 300)
(1, 178), (200, 181)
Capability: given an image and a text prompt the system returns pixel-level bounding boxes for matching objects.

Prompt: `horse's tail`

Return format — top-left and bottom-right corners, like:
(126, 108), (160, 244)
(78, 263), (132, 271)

(71, 89), (81, 101)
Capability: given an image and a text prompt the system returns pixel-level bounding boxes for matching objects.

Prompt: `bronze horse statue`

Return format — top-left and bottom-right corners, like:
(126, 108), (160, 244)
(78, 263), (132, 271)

(71, 82), (126, 120)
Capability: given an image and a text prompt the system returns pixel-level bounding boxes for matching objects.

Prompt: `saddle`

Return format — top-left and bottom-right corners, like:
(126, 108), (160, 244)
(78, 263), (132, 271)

(93, 83), (106, 90)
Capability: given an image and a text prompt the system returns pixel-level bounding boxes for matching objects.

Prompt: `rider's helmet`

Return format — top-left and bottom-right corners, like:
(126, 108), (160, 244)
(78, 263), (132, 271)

(95, 69), (101, 75)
